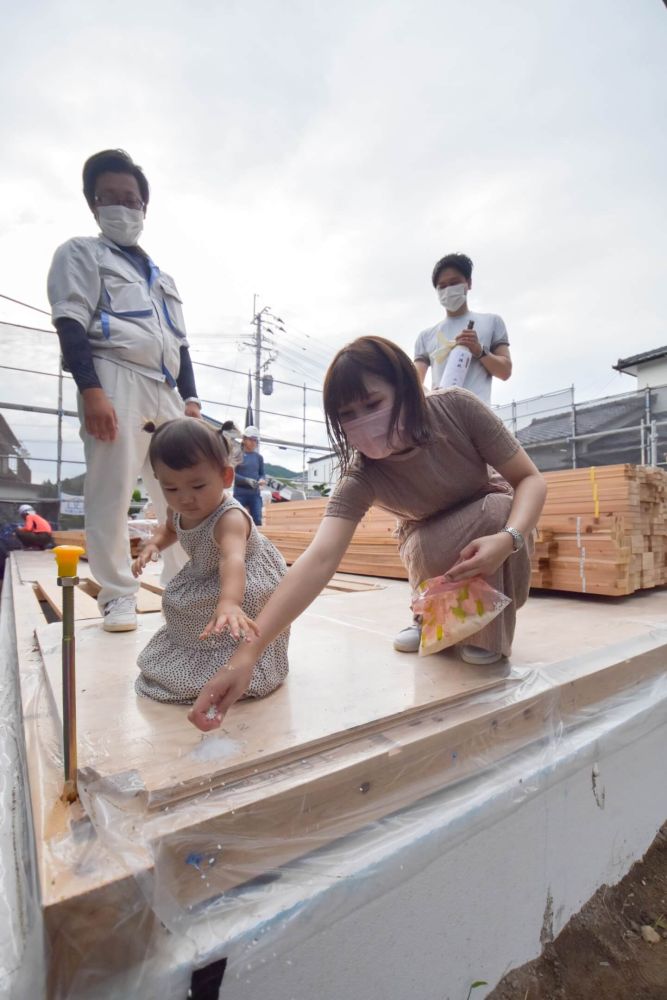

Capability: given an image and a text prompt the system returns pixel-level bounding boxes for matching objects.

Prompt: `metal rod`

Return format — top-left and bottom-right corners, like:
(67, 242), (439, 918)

(0, 400), (78, 417)
(302, 383), (307, 482)
(570, 384), (577, 469)
(59, 576), (78, 802)
(640, 420), (646, 463)
(56, 358), (64, 514)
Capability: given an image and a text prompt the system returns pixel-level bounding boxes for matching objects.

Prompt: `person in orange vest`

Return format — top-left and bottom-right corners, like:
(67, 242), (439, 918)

(16, 505), (54, 549)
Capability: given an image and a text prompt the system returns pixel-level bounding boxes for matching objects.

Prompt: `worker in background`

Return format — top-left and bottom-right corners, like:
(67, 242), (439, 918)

(15, 505), (54, 549)
(47, 149), (201, 633)
(394, 251), (513, 653)
(233, 426), (266, 526)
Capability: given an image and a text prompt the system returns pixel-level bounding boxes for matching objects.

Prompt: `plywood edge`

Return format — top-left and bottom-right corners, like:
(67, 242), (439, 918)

(34, 577), (101, 621)
(144, 670), (513, 810)
(147, 628), (667, 906)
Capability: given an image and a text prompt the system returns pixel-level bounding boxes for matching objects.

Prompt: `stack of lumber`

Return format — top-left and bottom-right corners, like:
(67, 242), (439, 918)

(54, 467), (666, 598)
(52, 529), (86, 548)
(263, 466), (667, 598)
(262, 500), (407, 579)
(531, 465), (667, 596)
(52, 526), (147, 558)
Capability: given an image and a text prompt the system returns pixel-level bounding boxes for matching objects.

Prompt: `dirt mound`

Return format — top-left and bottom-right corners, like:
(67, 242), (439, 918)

(489, 822), (667, 1000)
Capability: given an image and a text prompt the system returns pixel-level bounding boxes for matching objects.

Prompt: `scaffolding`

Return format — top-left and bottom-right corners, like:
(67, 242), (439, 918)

(2, 317), (666, 525)
(0, 319), (332, 524)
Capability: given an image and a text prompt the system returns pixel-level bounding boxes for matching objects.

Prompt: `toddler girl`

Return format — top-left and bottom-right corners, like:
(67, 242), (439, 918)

(132, 418), (289, 703)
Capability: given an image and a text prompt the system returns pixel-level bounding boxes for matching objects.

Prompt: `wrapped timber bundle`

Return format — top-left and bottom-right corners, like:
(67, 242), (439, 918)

(531, 464), (667, 596)
(262, 467), (666, 599)
(261, 499), (407, 579)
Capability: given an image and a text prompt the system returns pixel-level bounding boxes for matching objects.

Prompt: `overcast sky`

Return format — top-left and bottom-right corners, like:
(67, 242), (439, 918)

(0, 0), (665, 479)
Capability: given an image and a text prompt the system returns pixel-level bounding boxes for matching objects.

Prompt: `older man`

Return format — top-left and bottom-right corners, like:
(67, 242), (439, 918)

(47, 149), (201, 632)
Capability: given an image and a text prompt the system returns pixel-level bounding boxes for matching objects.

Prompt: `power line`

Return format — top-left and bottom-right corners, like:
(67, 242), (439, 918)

(0, 293), (51, 316)
(0, 319), (56, 335)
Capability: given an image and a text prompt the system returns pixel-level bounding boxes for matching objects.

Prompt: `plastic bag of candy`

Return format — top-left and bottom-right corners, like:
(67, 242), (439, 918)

(411, 574), (511, 656)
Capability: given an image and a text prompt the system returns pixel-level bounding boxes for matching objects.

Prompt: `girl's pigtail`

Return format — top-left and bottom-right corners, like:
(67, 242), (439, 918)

(143, 420), (158, 434)
(220, 426), (242, 467)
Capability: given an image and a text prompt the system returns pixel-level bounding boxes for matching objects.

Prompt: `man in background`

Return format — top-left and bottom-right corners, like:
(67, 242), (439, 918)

(414, 252), (512, 401)
(394, 251), (514, 653)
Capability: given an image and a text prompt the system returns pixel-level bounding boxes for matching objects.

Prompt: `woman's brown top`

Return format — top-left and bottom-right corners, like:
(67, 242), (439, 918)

(325, 388), (521, 536)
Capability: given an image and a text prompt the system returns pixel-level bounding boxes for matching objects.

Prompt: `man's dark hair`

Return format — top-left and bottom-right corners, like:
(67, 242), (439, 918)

(431, 252), (473, 287)
(82, 149), (150, 209)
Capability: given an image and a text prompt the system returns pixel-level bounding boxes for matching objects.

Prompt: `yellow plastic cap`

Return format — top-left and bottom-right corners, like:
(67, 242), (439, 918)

(53, 545), (86, 577)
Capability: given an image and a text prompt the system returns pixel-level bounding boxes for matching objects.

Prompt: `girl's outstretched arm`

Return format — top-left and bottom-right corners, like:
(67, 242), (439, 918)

(189, 514), (359, 730)
(131, 509), (177, 577)
(199, 508), (259, 641)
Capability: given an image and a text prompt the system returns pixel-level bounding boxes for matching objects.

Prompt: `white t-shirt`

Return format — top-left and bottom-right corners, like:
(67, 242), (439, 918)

(414, 310), (509, 404)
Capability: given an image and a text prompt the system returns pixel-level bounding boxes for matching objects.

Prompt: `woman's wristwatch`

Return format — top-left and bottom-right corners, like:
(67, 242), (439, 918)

(501, 525), (525, 553)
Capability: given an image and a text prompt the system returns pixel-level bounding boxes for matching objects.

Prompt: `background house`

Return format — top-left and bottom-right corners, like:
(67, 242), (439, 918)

(510, 346), (667, 472)
(0, 413), (41, 509)
(307, 451), (340, 491)
(613, 347), (667, 390)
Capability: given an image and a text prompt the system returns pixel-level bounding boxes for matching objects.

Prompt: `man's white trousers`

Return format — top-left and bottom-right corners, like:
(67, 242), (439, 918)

(78, 359), (188, 608)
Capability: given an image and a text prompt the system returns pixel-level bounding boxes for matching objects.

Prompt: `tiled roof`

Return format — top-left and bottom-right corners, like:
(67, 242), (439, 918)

(614, 346), (667, 371)
(517, 396), (645, 446)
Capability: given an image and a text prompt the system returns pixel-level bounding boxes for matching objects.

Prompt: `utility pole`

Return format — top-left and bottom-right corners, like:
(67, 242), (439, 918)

(245, 295), (280, 432)
(253, 294), (263, 430)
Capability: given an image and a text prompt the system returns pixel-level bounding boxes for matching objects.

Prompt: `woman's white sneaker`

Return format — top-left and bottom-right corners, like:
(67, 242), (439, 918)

(103, 596), (137, 632)
(459, 645), (503, 665)
(393, 622), (422, 652)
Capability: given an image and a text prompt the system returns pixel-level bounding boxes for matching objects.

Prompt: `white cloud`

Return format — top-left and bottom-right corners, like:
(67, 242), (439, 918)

(0, 0), (665, 477)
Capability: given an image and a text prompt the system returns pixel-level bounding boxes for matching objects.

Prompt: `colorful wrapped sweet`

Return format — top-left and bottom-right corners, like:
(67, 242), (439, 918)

(411, 575), (511, 656)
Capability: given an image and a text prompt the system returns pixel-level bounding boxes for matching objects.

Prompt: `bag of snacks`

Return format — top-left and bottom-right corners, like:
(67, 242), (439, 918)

(411, 575), (511, 656)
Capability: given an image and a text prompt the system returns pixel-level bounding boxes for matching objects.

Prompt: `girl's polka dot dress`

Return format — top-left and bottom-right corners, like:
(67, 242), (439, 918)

(136, 495), (289, 703)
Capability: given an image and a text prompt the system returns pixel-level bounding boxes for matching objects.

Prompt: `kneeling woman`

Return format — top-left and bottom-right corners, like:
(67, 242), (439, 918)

(189, 336), (547, 731)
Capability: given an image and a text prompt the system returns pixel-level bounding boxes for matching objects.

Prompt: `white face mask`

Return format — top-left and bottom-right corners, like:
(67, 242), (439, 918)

(97, 205), (144, 246)
(437, 283), (467, 312)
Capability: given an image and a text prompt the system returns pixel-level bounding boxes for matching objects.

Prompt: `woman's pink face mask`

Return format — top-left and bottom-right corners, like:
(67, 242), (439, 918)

(341, 403), (407, 459)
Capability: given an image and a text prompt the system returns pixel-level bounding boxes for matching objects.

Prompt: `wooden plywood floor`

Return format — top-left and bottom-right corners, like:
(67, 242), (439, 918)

(35, 571), (667, 812)
(23, 549), (667, 813)
(36, 579), (512, 809)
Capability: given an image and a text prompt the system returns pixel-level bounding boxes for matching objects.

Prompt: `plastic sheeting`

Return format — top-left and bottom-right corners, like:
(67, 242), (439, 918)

(2, 560), (667, 999)
(0, 569), (45, 999)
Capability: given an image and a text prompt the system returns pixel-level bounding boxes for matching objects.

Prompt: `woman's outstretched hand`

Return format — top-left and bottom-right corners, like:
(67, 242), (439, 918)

(445, 532), (514, 582)
(188, 661), (255, 731)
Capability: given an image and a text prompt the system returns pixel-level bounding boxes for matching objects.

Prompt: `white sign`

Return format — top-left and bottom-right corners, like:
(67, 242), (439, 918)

(59, 493), (85, 516)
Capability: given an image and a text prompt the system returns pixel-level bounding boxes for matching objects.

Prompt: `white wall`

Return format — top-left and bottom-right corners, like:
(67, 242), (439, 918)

(308, 454), (340, 490)
(623, 358), (667, 390)
(214, 697), (667, 1000)
(638, 359), (667, 390)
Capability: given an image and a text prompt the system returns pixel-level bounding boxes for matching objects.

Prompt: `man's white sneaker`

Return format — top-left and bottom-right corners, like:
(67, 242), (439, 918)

(103, 596), (137, 632)
(393, 622), (422, 653)
(459, 645), (503, 665)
